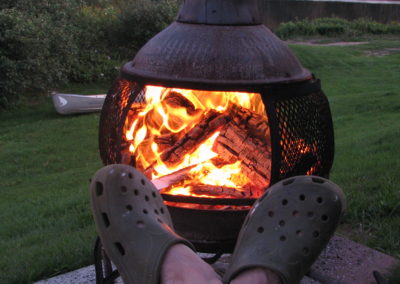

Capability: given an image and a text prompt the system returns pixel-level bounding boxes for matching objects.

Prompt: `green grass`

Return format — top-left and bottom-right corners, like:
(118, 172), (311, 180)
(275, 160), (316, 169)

(290, 39), (400, 258)
(0, 87), (106, 283)
(0, 40), (399, 283)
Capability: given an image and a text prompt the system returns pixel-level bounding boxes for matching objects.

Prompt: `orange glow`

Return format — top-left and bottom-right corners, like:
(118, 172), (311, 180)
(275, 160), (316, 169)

(280, 138), (319, 176)
(123, 86), (270, 201)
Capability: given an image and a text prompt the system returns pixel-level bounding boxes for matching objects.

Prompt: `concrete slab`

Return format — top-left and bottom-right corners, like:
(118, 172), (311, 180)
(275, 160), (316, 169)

(35, 266), (96, 284)
(35, 264), (318, 284)
(35, 236), (397, 284)
(309, 235), (398, 284)
(34, 263), (318, 284)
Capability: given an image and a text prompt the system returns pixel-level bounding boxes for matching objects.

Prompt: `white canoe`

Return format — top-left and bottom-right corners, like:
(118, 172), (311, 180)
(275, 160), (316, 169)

(52, 92), (106, 115)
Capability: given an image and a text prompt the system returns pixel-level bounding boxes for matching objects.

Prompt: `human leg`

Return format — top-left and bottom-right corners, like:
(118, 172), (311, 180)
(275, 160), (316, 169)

(229, 268), (281, 284)
(161, 244), (222, 284)
(90, 164), (222, 284)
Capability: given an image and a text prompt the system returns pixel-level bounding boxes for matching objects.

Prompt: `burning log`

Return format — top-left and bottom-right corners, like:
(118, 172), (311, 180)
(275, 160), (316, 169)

(154, 133), (179, 152)
(212, 109), (271, 188)
(159, 110), (230, 167)
(163, 91), (200, 116)
(120, 142), (136, 166)
(189, 184), (250, 198)
(230, 104), (270, 142)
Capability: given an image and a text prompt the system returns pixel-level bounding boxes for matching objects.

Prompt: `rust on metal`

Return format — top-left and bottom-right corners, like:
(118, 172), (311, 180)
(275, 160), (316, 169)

(122, 23), (311, 86)
(120, 0), (312, 87)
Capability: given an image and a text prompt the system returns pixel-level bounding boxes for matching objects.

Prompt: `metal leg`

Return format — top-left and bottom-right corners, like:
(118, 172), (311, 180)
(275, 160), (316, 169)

(94, 237), (120, 284)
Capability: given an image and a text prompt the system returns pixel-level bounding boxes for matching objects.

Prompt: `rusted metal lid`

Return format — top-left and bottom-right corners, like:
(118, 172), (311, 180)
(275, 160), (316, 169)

(121, 22), (311, 87)
(121, 0), (312, 87)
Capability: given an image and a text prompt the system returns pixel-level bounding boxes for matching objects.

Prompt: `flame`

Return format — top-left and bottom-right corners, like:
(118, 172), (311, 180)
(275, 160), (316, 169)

(123, 86), (269, 201)
(122, 85), (321, 205)
(280, 138), (319, 176)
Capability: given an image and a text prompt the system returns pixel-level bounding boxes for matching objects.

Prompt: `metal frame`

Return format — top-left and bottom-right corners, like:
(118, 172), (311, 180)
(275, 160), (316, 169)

(94, 237), (119, 284)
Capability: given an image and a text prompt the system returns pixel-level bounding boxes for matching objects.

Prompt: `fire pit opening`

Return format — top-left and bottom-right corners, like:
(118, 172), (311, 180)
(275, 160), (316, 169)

(124, 86), (271, 202)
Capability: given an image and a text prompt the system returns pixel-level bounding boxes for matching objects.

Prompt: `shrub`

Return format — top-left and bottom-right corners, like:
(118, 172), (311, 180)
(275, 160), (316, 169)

(111, 0), (179, 56)
(276, 17), (400, 40)
(351, 18), (400, 35)
(314, 18), (347, 36)
(0, 0), (179, 109)
(0, 9), (77, 108)
(68, 6), (121, 82)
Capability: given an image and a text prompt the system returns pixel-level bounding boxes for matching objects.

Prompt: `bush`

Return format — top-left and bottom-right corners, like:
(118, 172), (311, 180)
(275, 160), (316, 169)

(68, 6), (121, 82)
(352, 18), (400, 35)
(273, 19), (316, 39)
(314, 18), (347, 36)
(0, 9), (77, 108)
(111, 0), (179, 57)
(276, 17), (400, 40)
(0, 0), (179, 109)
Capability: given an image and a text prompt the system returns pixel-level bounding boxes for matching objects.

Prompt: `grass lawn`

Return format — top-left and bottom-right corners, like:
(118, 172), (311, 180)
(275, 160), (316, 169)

(0, 40), (399, 283)
(0, 84), (108, 283)
(290, 39), (400, 257)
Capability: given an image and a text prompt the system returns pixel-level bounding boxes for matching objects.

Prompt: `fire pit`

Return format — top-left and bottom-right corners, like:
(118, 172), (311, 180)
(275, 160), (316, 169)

(98, 0), (334, 254)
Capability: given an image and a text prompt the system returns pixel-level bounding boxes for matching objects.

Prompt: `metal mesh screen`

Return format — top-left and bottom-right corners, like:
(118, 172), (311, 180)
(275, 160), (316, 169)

(274, 91), (333, 180)
(99, 79), (143, 165)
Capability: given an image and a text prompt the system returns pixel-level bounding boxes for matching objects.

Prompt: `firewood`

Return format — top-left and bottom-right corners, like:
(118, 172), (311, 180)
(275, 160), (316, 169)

(120, 143), (136, 167)
(163, 91), (200, 116)
(189, 184), (250, 198)
(159, 110), (230, 167)
(154, 133), (179, 151)
(212, 116), (271, 188)
(230, 104), (270, 142)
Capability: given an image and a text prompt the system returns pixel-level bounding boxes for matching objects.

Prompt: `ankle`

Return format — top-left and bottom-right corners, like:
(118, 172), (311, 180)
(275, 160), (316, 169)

(161, 244), (222, 284)
(265, 268), (282, 284)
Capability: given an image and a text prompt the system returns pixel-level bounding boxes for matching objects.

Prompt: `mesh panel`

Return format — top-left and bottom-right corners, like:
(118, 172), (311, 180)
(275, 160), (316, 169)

(275, 91), (333, 179)
(134, 90), (145, 103)
(99, 79), (143, 165)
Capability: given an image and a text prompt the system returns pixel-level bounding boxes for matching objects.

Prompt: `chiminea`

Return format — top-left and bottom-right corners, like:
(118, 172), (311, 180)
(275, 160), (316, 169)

(98, 0), (334, 253)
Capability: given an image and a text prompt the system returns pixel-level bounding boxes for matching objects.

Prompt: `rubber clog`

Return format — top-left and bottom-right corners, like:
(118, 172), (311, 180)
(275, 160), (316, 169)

(90, 164), (194, 284)
(223, 175), (346, 284)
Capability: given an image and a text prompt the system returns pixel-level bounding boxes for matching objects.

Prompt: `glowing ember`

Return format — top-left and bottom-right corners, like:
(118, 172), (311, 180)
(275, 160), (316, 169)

(280, 138), (319, 176)
(123, 86), (271, 200)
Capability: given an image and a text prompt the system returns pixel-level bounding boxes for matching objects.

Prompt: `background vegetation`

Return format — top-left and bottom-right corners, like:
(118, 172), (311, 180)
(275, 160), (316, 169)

(276, 17), (400, 39)
(1, 0), (400, 109)
(0, 0), (178, 109)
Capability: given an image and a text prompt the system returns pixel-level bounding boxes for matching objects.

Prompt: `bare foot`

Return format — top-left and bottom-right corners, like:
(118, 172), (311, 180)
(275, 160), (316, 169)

(161, 244), (222, 284)
(230, 268), (282, 284)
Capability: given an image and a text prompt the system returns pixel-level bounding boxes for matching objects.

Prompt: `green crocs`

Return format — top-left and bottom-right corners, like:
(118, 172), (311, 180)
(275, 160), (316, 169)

(90, 164), (194, 284)
(223, 175), (346, 284)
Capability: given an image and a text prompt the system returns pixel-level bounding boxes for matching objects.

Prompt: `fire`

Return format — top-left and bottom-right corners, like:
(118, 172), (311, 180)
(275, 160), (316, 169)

(123, 86), (271, 200)
(280, 138), (319, 176)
